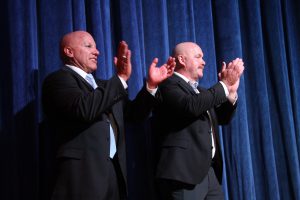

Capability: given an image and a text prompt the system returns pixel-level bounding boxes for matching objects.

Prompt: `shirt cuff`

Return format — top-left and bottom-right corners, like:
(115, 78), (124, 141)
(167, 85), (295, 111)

(146, 82), (158, 96)
(219, 81), (229, 97)
(118, 76), (128, 89)
(231, 94), (238, 105)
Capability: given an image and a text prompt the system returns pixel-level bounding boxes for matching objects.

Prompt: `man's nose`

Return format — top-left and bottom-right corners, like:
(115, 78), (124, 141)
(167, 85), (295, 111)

(94, 49), (100, 56)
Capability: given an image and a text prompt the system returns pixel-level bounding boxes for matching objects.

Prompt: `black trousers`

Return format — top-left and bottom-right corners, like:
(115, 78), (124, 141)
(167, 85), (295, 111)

(106, 155), (127, 200)
(157, 167), (224, 200)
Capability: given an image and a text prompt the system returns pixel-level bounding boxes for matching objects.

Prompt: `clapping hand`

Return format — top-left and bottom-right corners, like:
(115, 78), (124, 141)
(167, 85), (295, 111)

(147, 57), (176, 89)
(218, 58), (244, 92)
(114, 41), (132, 81)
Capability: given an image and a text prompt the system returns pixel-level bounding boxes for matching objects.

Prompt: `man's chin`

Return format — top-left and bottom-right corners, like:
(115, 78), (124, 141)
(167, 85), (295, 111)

(90, 65), (97, 72)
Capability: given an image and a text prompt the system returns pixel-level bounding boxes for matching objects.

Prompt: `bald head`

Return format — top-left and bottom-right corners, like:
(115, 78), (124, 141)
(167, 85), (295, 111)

(172, 42), (205, 81)
(60, 31), (93, 63)
(59, 30), (99, 73)
(172, 42), (200, 57)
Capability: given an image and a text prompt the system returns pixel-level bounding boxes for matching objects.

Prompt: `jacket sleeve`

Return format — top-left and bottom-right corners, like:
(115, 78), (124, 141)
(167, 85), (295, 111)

(159, 79), (228, 118)
(214, 100), (237, 125)
(123, 85), (160, 122)
(42, 70), (127, 123)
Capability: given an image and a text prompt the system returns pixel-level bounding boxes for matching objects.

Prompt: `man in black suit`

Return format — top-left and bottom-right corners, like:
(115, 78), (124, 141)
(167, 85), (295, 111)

(153, 42), (244, 200)
(42, 30), (175, 200)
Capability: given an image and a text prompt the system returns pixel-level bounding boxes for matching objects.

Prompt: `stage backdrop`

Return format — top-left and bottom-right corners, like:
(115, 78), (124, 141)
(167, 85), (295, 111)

(1, 0), (300, 200)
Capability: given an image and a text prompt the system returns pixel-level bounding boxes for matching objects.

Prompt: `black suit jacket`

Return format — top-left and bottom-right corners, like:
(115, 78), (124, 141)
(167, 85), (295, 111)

(42, 66), (158, 200)
(153, 74), (236, 185)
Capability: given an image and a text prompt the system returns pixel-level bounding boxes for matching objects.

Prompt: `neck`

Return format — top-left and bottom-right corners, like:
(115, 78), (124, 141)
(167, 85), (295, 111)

(175, 70), (197, 83)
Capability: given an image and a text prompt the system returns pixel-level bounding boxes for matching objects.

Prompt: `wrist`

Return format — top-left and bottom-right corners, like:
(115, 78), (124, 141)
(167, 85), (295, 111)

(146, 80), (157, 89)
(117, 74), (129, 81)
(227, 92), (238, 104)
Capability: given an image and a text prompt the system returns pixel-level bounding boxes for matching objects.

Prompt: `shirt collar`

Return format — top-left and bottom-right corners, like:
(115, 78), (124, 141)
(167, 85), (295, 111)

(174, 71), (198, 86)
(65, 64), (88, 80)
(174, 71), (190, 83)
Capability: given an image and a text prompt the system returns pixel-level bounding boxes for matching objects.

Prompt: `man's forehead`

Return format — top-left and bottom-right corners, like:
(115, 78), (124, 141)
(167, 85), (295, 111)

(190, 45), (203, 55)
(79, 34), (96, 45)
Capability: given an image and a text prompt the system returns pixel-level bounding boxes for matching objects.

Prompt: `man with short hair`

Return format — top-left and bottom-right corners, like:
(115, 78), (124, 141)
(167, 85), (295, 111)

(42, 30), (175, 200)
(153, 42), (244, 200)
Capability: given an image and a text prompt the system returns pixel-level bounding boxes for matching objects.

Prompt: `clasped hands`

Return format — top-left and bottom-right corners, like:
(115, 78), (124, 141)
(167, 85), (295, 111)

(218, 58), (244, 102)
(114, 41), (176, 89)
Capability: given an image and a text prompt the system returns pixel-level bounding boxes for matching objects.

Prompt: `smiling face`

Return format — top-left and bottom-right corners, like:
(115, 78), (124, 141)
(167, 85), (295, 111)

(61, 31), (100, 73)
(174, 42), (206, 82)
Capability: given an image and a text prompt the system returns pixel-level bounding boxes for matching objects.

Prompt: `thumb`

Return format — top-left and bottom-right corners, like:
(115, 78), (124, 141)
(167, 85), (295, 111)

(221, 62), (226, 71)
(149, 58), (159, 70)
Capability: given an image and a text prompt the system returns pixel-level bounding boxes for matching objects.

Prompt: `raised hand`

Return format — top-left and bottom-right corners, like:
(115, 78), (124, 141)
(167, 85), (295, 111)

(218, 58), (244, 91)
(147, 57), (176, 89)
(114, 41), (132, 81)
(218, 58), (244, 103)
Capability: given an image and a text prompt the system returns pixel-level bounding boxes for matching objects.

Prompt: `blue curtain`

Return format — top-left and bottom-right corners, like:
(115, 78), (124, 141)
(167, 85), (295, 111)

(1, 0), (300, 199)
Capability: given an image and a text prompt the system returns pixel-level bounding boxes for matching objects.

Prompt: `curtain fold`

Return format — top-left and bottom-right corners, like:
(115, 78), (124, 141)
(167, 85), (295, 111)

(1, 0), (300, 199)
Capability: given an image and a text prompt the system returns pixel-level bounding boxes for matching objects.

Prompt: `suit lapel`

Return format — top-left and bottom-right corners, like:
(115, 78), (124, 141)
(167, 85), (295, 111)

(61, 66), (95, 90)
(171, 75), (197, 95)
(111, 104), (123, 128)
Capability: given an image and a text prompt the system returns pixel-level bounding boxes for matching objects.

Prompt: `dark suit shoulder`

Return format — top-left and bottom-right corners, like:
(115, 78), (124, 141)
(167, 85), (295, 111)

(159, 75), (188, 91)
(43, 67), (83, 83)
(160, 74), (180, 85)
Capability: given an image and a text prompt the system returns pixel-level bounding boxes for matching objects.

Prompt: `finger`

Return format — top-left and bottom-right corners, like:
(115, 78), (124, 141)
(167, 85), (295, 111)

(168, 56), (176, 64)
(231, 58), (241, 70)
(150, 58), (159, 69)
(232, 58), (239, 66)
(171, 57), (176, 67)
(126, 50), (131, 64)
(165, 57), (175, 70)
(231, 59), (238, 70)
(235, 59), (243, 67)
(166, 57), (172, 65)
(166, 57), (174, 68)
(169, 62), (176, 70)
(235, 58), (244, 71)
(238, 65), (245, 76)
(118, 41), (128, 58)
(236, 61), (245, 75)
(221, 62), (226, 71)
(167, 65), (175, 76)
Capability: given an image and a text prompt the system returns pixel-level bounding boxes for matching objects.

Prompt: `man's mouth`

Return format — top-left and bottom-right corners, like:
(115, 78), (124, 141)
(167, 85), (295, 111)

(91, 58), (97, 63)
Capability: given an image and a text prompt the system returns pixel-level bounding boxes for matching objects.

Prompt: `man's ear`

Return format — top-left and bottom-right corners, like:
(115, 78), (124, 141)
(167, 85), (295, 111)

(64, 46), (74, 58)
(177, 55), (185, 67)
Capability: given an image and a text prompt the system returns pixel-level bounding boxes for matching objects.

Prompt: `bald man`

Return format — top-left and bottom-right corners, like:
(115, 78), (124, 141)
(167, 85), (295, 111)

(153, 42), (244, 200)
(42, 30), (175, 200)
